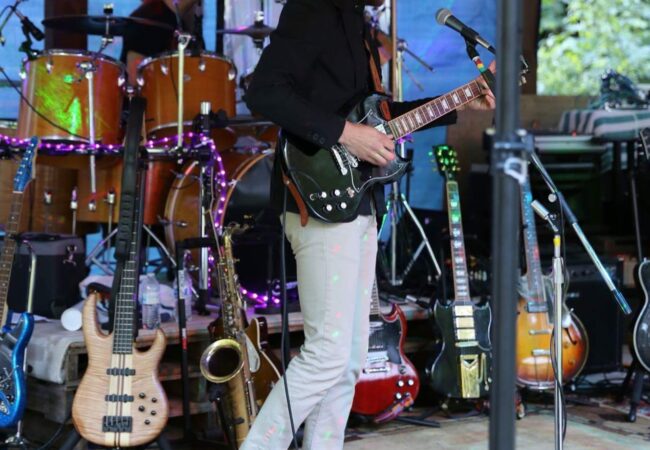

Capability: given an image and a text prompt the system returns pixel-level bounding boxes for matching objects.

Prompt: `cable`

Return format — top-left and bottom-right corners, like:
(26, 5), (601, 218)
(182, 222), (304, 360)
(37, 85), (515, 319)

(0, 67), (89, 141)
(280, 183), (299, 449)
(36, 412), (70, 449)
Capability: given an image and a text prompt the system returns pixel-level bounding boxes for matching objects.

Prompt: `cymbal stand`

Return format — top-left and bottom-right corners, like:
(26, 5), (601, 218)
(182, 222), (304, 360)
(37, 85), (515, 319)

(381, 36), (441, 286)
(78, 58), (98, 213)
(175, 32), (193, 151)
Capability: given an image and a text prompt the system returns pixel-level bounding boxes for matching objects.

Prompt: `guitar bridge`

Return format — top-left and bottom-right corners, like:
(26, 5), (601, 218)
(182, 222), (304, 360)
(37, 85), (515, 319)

(330, 146), (349, 175)
(102, 416), (133, 432)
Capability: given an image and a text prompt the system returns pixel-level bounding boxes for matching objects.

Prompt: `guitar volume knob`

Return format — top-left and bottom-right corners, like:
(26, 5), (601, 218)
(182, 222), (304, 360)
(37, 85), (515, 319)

(323, 204), (334, 213)
(338, 202), (347, 210)
(332, 189), (342, 197)
(407, 379), (415, 386)
(395, 393), (403, 400)
(397, 380), (405, 387)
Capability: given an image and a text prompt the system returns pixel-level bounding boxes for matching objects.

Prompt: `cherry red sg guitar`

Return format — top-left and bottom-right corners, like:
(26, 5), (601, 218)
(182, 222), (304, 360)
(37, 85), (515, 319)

(351, 282), (419, 421)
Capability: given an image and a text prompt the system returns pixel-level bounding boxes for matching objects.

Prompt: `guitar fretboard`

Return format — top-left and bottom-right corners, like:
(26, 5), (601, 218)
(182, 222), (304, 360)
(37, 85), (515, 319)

(112, 228), (138, 354)
(521, 180), (545, 304)
(446, 182), (471, 303)
(0, 192), (24, 325)
(387, 81), (482, 139)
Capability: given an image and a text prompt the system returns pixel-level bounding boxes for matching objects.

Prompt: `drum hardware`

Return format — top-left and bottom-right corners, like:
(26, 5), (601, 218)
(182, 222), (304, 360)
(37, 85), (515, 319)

(43, 189), (52, 205)
(216, 12), (275, 48)
(70, 188), (78, 236)
(174, 32), (194, 152)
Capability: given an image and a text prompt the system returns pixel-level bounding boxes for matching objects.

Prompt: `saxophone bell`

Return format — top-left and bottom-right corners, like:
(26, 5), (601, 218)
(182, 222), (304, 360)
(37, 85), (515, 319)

(200, 338), (244, 384)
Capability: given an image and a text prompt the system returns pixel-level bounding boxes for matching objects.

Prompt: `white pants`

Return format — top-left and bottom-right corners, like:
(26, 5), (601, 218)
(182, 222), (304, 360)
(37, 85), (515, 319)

(242, 212), (377, 450)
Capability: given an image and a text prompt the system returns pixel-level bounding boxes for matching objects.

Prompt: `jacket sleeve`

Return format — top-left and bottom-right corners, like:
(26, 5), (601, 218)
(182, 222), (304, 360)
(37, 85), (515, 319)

(244, 0), (345, 148)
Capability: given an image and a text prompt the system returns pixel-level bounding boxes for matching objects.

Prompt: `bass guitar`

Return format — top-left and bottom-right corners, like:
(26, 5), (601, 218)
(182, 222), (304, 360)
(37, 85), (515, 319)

(427, 145), (492, 399)
(280, 80), (486, 223)
(515, 178), (588, 389)
(633, 127), (650, 372)
(0, 137), (38, 427)
(72, 98), (169, 447)
(351, 281), (419, 421)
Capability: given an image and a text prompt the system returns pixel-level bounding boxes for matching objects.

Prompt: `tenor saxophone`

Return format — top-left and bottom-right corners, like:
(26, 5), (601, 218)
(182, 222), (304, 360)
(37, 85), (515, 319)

(200, 224), (257, 447)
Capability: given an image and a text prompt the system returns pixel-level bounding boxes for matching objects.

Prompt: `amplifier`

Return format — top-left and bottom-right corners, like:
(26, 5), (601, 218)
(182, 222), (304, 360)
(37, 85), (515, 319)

(0, 233), (87, 319)
(565, 260), (625, 374)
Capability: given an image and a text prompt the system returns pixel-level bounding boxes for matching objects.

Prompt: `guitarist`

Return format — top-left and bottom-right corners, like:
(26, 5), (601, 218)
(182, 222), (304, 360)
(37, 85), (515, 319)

(242, 1), (495, 449)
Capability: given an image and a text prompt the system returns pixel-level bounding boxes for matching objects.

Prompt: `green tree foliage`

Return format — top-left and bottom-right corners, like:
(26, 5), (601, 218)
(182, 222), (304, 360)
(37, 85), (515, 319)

(538, 0), (650, 95)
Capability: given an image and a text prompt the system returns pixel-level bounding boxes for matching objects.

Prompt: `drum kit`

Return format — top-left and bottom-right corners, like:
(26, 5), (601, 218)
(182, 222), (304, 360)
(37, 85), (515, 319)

(0, 8), (286, 304)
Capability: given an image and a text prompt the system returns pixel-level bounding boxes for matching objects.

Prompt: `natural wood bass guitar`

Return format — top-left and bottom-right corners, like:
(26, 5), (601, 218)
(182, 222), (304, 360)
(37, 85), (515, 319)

(515, 178), (588, 389)
(72, 98), (169, 447)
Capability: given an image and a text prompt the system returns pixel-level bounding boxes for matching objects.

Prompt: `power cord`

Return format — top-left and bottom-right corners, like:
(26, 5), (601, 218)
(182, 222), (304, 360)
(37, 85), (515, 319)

(281, 184), (299, 449)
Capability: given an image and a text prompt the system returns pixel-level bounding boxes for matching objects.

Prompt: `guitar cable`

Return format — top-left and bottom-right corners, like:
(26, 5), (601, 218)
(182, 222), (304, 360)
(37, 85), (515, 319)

(280, 184), (300, 450)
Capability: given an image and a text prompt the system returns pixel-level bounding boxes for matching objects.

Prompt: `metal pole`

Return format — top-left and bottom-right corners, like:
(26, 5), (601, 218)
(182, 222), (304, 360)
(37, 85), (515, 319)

(489, 0), (522, 449)
(552, 234), (564, 450)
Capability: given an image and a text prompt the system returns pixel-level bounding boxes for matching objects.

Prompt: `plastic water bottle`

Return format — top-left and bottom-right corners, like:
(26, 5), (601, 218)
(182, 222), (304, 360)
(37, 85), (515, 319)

(142, 274), (161, 329)
(174, 268), (193, 322)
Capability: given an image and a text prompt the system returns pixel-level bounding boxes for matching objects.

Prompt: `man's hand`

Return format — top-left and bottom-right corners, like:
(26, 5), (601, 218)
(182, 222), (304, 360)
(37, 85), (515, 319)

(339, 122), (395, 167)
(461, 60), (496, 111)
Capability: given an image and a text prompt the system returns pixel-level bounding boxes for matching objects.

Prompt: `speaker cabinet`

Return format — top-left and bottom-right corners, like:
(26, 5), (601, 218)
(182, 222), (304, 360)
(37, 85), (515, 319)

(565, 260), (624, 374)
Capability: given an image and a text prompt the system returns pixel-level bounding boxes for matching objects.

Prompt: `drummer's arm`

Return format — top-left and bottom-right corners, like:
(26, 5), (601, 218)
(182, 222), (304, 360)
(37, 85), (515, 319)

(244, 0), (344, 149)
(162, 0), (200, 16)
(126, 51), (145, 83)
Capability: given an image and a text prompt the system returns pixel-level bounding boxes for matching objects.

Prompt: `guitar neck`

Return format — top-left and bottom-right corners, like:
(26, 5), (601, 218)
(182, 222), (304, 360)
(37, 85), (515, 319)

(446, 181), (471, 303)
(387, 80), (482, 140)
(369, 280), (381, 320)
(0, 192), (25, 326)
(520, 180), (546, 303)
(112, 228), (139, 354)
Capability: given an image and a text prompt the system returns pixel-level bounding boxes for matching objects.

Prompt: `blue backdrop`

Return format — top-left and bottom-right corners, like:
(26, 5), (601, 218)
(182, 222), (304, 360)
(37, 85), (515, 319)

(398, 0), (496, 210)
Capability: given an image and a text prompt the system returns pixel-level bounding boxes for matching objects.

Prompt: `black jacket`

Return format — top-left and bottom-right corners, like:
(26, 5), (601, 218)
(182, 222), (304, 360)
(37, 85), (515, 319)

(245, 0), (457, 219)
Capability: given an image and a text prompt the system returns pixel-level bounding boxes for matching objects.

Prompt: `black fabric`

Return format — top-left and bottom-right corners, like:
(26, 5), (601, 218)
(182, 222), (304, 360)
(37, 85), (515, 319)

(119, 1), (178, 63)
(245, 0), (457, 220)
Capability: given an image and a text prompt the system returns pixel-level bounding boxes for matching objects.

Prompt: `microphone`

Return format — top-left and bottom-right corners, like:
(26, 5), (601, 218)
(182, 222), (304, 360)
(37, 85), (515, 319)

(435, 8), (495, 53)
(14, 7), (44, 41)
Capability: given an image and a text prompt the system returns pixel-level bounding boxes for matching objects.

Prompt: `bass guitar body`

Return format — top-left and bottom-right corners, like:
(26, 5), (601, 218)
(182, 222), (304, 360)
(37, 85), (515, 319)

(352, 304), (419, 417)
(516, 298), (588, 389)
(72, 295), (169, 448)
(0, 312), (34, 427)
(633, 260), (650, 371)
(429, 300), (492, 399)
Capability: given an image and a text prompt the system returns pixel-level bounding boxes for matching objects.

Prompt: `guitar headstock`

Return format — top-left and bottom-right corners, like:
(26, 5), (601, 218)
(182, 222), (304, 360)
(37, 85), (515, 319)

(432, 145), (460, 181)
(13, 136), (38, 193)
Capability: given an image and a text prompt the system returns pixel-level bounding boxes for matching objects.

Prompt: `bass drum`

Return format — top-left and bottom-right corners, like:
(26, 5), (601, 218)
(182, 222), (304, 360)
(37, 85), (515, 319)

(164, 150), (294, 293)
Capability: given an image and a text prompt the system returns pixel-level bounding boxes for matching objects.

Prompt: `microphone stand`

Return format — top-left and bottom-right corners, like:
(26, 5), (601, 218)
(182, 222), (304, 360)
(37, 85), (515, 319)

(529, 149), (632, 315)
(531, 201), (565, 450)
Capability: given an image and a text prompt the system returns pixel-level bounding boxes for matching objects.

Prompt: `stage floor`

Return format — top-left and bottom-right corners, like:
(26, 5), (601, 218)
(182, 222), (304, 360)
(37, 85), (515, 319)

(344, 399), (650, 450)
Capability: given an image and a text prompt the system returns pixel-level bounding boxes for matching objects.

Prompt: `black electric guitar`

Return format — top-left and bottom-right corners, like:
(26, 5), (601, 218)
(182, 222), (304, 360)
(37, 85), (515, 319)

(280, 80), (485, 222)
(633, 127), (650, 372)
(427, 145), (492, 399)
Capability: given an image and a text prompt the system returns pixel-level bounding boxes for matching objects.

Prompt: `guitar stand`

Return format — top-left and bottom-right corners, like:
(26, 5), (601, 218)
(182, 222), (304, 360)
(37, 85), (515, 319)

(620, 360), (648, 422)
(57, 429), (173, 450)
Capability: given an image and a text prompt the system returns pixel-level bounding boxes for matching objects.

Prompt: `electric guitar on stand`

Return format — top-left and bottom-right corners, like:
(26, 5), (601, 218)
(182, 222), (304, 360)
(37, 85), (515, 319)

(72, 98), (169, 447)
(280, 80), (486, 222)
(427, 145), (492, 399)
(0, 137), (38, 427)
(515, 178), (588, 389)
(351, 281), (419, 422)
(633, 127), (650, 372)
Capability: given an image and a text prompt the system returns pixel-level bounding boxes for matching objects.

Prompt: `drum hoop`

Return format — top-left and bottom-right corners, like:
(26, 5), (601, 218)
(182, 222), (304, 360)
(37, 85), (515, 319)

(137, 50), (236, 72)
(23, 49), (125, 69)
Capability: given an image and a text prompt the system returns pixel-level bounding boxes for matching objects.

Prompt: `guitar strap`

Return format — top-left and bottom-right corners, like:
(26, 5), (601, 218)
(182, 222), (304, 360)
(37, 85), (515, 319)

(282, 173), (309, 227)
(364, 37), (392, 120)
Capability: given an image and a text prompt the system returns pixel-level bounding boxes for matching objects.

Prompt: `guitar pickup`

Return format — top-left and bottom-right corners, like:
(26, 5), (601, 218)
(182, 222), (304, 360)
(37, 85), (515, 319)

(532, 349), (551, 356)
(455, 329), (476, 340)
(363, 366), (389, 374)
(528, 329), (552, 335)
(102, 416), (133, 432)
(106, 368), (136, 376)
(527, 303), (548, 313)
(105, 394), (135, 403)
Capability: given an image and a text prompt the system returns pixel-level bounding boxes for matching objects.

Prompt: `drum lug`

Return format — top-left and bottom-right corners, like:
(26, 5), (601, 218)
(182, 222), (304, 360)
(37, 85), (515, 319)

(160, 64), (169, 75)
(198, 59), (206, 72)
(46, 59), (53, 74)
(228, 68), (236, 81)
(19, 67), (26, 80)
(117, 74), (126, 87)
